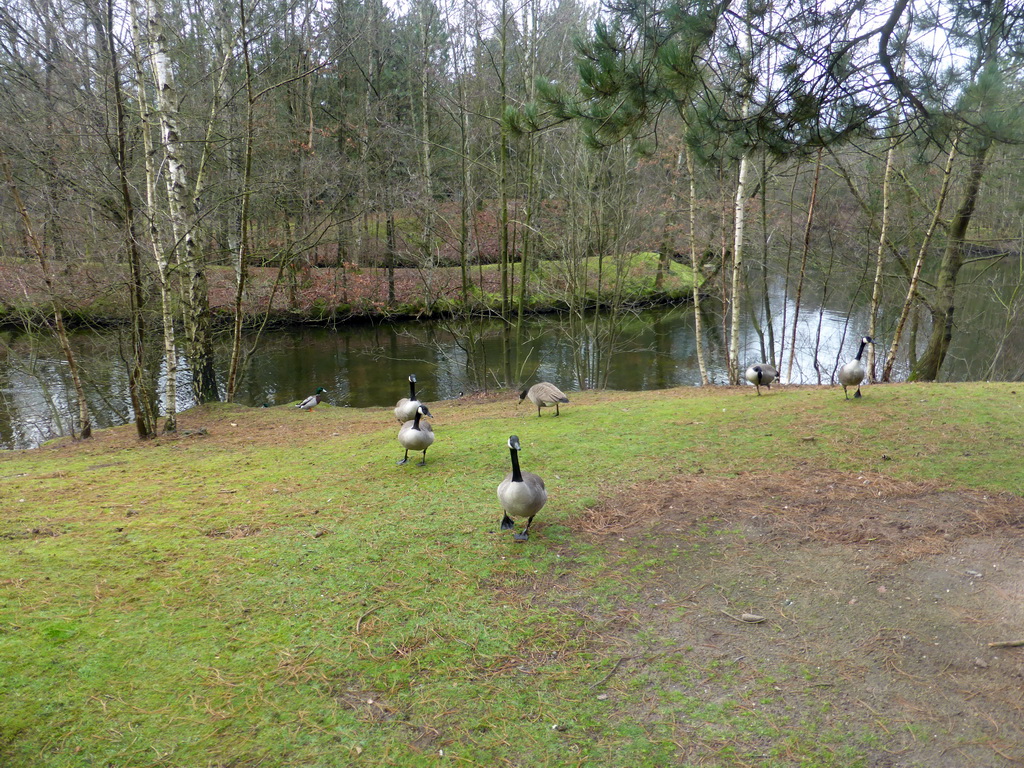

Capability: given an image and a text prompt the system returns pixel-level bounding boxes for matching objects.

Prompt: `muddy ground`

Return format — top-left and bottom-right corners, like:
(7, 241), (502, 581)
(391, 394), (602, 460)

(569, 470), (1024, 766)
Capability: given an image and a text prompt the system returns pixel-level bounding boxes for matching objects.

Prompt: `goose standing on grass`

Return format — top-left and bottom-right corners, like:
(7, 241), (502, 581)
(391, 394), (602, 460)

(497, 435), (547, 542)
(744, 364), (778, 395)
(297, 387), (326, 411)
(394, 374), (422, 423)
(519, 382), (570, 417)
(839, 336), (874, 399)
(397, 404), (434, 466)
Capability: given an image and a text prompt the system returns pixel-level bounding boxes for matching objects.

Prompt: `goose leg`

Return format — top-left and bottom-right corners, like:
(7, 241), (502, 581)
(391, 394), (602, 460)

(513, 516), (535, 542)
(843, 386), (850, 400)
(397, 450), (410, 465)
(854, 387), (862, 398)
(554, 403), (560, 416)
(500, 513), (515, 531)
(416, 450), (428, 467)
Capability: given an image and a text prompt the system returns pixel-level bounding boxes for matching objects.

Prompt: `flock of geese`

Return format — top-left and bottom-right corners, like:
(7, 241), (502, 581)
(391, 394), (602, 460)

(296, 336), (875, 542)
(744, 335), (875, 400)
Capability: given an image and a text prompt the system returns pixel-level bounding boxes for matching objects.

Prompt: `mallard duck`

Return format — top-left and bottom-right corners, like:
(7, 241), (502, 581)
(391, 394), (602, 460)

(519, 382), (569, 417)
(744, 363), (778, 395)
(297, 387), (326, 411)
(394, 374), (422, 423)
(397, 404), (434, 466)
(497, 435), (547, 542)
(839, 336), (874, 399)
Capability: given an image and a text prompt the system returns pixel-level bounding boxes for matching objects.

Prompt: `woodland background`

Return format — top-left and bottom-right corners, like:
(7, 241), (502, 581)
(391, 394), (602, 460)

(1, 0), (1023, 440)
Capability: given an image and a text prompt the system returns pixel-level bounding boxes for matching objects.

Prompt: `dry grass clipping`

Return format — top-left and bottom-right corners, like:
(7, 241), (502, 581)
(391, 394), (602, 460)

(571, 469), (1024, 563)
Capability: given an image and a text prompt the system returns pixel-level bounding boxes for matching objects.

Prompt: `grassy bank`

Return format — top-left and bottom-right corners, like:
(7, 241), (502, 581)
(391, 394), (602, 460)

(0, 252), (697, 328)
(1, 382), (1022, 766)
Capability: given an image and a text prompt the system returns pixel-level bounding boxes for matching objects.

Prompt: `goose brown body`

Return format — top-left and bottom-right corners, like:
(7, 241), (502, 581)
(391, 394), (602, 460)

(519, 382), (569, 417)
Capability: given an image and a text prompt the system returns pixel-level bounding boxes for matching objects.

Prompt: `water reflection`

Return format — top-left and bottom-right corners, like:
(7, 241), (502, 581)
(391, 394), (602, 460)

(2, 263), (1021, 449)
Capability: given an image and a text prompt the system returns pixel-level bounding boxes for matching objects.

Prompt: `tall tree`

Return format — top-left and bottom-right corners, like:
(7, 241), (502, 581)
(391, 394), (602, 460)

(141, 0), (219, 402)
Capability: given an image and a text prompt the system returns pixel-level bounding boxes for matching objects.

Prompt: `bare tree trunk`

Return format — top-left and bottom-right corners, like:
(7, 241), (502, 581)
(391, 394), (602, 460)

(685, 145), (709, 385)
(145, 0), (219, 403)
(227, 0), (255, 402)
(104, 0), (155, 438)
(910, 139), (991, 381)
(498, 0), (511, 325)
(131, 3), (177, 431)
(758, 152), (775, 367)
(883, 136), (959, 382)
(386, 212), (396, 306)
(459, 103), (471, 304)
(867, 130), (896, 381)
(729, 148), (749, 385)
(786, 148), (822, 384)
(1, 149), (92, 440)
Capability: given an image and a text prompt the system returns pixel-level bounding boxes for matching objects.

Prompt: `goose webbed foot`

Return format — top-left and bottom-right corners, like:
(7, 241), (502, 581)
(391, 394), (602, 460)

(500, 514), (515, 531)
(513, 516), (535, 541)
(416, 458), (427, 467)
(397, 451), (410, 465)
(854, 388), (862, 398)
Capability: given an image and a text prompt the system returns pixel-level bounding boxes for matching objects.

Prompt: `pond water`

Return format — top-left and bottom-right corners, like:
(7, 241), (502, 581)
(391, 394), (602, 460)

(1, 262), (1021, 450)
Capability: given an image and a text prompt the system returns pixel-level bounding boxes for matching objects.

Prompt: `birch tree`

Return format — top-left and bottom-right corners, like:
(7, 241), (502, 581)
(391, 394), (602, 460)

(141, 0), (219, 403)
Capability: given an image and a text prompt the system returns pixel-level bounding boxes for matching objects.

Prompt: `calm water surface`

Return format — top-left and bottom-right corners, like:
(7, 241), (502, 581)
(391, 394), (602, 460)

(2, 264), (1021, 450)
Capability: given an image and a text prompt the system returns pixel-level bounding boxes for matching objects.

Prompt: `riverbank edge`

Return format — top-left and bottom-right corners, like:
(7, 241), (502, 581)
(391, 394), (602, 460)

(0, 285), (699, 333)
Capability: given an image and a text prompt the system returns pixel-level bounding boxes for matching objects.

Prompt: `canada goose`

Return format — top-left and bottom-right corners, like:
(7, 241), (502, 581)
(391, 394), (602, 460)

(838, 336), (874, 399)
(519, 382), (569, 417)
(394, 374), (422, 423)
(397, 404), (434, 466)
(744, 364), (778, 395)
(297, 387), (326, 411)
(497, 435), (547, 542)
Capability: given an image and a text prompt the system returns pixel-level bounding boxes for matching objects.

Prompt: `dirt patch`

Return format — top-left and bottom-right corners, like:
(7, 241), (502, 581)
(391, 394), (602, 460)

(569, 470), (1024, 766)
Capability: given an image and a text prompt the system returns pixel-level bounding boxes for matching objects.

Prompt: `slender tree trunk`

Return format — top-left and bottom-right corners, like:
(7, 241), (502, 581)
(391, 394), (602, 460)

(498, 0), (511, 324)
(685, 145), (709, 385)
(884, 136), (959, 381)
(227, 0), (255, 402)
(910, 139), (991, 381)
(104, 0), (155, 437)
(867, 130), (896, 381)
(786, 147), (823, 384)
(387, 212), (396, 306)
(459, 103), (471, 304)
(759, 152), (775, 367)
(1, 149), (92, 440)
(726, 15), (754, 385)
(729, 149), (749, 385)
(145, 0), (219, 403)
(131, 3), (177, 431)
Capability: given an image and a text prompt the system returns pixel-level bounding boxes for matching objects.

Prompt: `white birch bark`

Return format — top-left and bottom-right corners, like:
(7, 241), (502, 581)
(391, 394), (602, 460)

(131, 2), (178, 431)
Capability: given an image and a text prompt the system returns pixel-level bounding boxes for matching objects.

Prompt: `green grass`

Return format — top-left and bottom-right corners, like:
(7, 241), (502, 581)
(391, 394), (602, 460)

(1, 382), (1021, 766)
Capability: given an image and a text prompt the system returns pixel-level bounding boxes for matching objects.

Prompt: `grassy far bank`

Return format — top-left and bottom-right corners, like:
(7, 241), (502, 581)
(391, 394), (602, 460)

(1, 382), (1023, 767)
(0, 252), (697, 327)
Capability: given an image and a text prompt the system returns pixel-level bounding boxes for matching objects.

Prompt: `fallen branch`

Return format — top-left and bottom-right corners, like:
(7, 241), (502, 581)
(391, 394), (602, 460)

(721, 610), (766, 623)
(987, 639), (1024, 648)
(355, 605), (382, 634)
